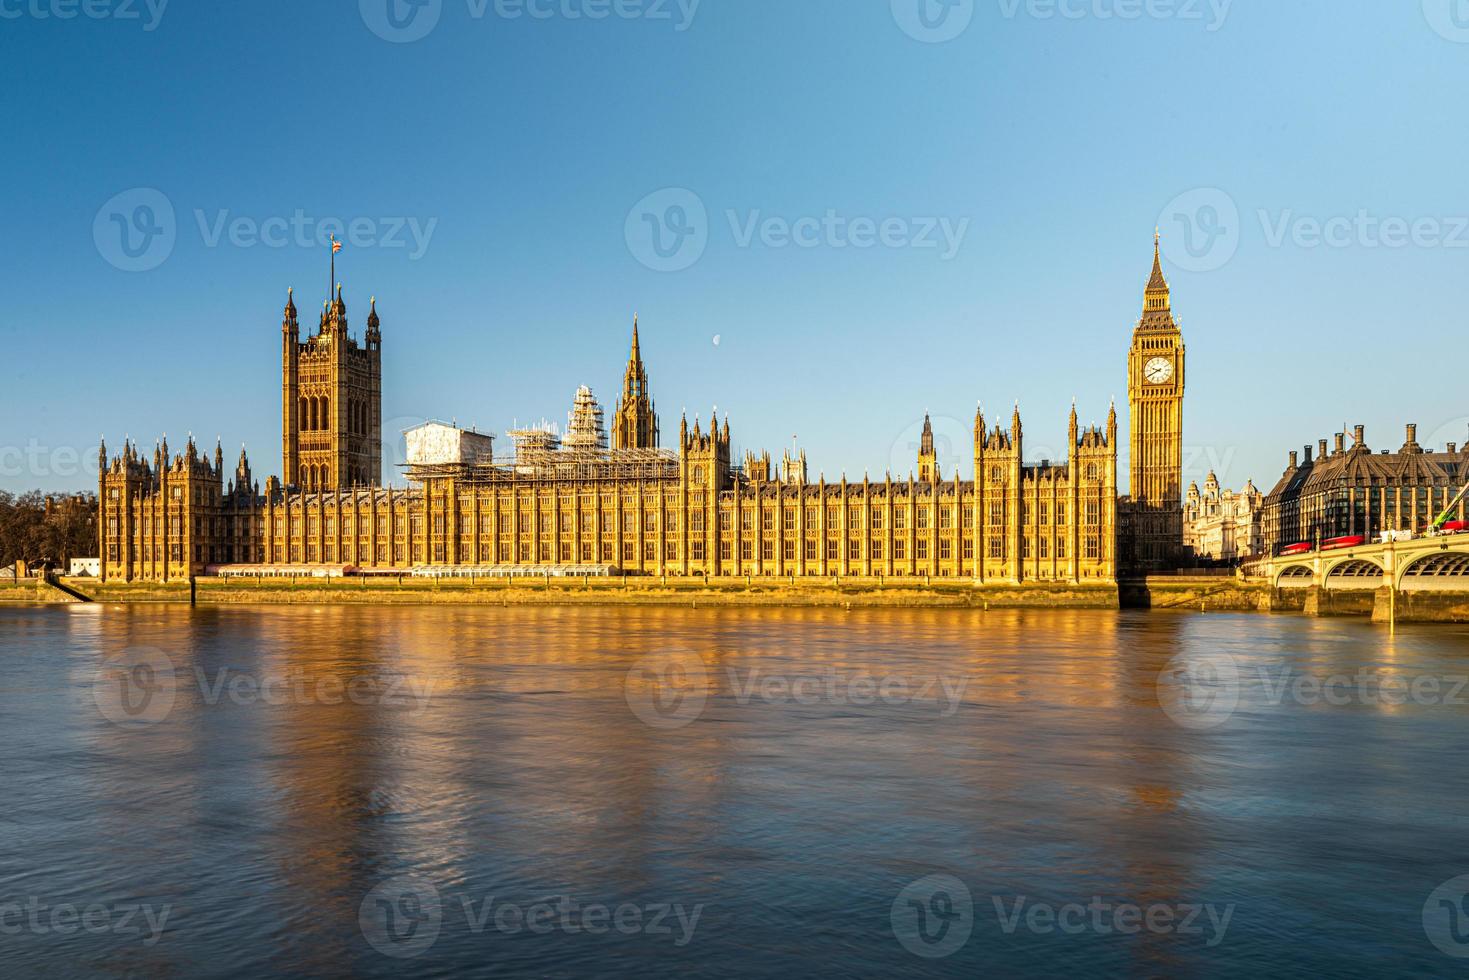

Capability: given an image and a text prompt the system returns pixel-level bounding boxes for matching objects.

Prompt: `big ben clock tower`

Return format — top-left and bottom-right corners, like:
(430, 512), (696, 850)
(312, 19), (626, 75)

(1126, 232), (1186, 569)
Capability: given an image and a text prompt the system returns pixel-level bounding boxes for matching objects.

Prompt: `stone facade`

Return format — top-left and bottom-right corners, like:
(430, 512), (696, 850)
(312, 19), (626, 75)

(281, 286), (382, 491)
(1184, 472), (1263, 563)
(99, 241), (1188, 584)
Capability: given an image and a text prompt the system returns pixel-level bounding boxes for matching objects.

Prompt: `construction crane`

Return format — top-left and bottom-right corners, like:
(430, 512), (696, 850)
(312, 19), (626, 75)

(1430, 481), (1469, 532)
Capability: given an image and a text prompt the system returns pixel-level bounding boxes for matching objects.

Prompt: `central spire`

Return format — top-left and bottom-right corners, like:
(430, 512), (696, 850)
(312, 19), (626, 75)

(613, 315), (659, 450)
(1144, 229), (1171, 315)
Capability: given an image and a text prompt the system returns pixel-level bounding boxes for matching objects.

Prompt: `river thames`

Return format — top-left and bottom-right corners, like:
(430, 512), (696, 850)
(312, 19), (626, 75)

(2, 604), (1468, 977)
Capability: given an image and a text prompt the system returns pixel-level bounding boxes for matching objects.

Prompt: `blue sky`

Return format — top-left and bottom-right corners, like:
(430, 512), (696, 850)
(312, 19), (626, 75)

(3, 0), (1468, 495)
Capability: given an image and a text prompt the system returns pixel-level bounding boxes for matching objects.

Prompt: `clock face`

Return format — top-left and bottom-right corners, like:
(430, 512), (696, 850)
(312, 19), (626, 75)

(1144, 356), (1174, 385)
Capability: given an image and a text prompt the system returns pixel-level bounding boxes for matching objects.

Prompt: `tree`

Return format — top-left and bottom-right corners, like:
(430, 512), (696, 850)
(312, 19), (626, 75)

(0, 492), (97, 568)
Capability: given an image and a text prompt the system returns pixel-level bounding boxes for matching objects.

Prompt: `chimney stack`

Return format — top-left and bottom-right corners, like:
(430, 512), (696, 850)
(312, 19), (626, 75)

(1450, 443), (1459, 455)
(1289, 450), (1299, 469)
(1319, 439), (1328, 460)
(1354, 424), (1365, 447)
(1407, 423), (1418, 443)
(1304, 445), (1313, 464)
(1335, 433), (1346, 455)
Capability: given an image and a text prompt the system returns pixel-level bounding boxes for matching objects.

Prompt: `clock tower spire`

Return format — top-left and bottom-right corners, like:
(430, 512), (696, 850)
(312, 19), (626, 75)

(1126, 230), (1186, 569)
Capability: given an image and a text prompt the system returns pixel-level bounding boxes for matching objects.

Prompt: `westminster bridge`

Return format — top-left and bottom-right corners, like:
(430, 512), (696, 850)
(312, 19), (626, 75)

(1251, 534), (1469, 622)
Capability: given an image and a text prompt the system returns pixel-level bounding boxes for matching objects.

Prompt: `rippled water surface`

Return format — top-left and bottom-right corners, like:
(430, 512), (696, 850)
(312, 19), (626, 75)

(3, 604), (1469, 978)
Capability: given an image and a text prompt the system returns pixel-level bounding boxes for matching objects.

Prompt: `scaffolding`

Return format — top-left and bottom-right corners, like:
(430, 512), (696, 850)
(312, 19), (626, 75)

(404, 446), (680, 486)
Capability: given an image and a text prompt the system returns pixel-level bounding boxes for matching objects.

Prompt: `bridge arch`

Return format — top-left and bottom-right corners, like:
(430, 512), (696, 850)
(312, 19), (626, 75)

(1399, 550), (1469, 592)
(1322, 558), (1385, 590)
(1275, 564), (1314, 589)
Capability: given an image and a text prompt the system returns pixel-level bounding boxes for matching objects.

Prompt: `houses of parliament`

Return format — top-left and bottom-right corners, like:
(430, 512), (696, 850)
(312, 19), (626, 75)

(97, 239), (1188, 584)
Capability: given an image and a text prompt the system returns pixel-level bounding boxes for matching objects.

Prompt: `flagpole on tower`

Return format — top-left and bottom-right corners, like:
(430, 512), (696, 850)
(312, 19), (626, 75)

(329, 235), (339, 304)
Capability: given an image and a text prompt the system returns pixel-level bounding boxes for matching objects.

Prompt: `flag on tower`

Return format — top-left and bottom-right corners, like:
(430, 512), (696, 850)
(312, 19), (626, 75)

(332, 237), (343, 254)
